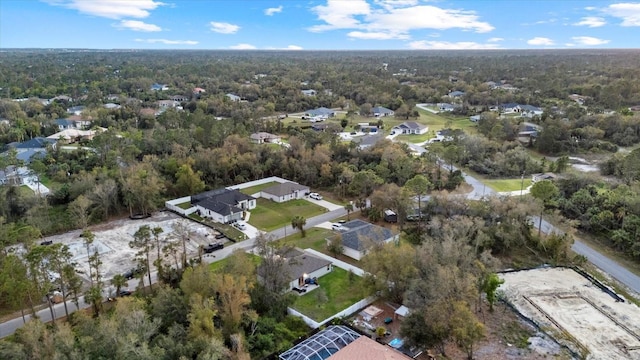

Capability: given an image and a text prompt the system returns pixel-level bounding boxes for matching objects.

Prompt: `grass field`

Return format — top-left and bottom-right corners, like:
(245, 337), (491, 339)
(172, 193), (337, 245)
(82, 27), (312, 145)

(395, 132), (434, 143)
(249, 198), (327, 231)
(290, 267), (370, 321)
(209, 253), (262, 272)
(276, 227), (333, 252)
(484, 178), (533, 192)
(239, 182), (279, 196)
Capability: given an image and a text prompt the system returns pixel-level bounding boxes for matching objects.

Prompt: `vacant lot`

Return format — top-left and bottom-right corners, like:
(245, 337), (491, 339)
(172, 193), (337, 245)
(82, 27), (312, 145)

(291, 267), (370, 321)
(500, 267), (640, 360)
(484, 178), (532, 192)
(249, 198), (326, 231)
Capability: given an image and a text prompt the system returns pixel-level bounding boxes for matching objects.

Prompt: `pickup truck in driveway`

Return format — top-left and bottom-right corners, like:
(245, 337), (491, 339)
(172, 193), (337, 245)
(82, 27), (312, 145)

(203, 242), (224, 253)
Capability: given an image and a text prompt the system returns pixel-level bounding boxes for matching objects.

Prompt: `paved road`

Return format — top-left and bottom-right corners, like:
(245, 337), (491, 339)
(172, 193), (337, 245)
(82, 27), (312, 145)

(405, 137), (640, 296)
(532, 216), (640, 295)
(0, 206), (350, 338)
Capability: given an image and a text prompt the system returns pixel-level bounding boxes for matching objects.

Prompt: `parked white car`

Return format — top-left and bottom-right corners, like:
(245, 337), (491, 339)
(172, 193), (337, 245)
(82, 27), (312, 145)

(309, 192), (323, 200)
(235, 221), (247, 230)
(331, 223), (345, 231)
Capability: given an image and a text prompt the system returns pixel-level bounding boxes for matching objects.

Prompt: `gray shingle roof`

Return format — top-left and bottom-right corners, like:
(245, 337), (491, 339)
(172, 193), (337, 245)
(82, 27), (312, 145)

(336, 220), (395, 251)
(191, 188), (255, 215)
(306, 107), (334, 116)
(262, 182), (309, 197)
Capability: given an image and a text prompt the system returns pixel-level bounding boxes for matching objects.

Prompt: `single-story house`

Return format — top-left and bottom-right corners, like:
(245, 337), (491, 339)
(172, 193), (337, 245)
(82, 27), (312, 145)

(250, 132), (281, 144)
(279, 326), (361, 360)
(11, 137), (57, 151)
(191, 188), (256, 223)
(447, 90), (465, 98)
(327, 219), (399, 260)
(311, 123), (328, 132)
(66, 106), (86, 115)
(193, 87), (206, 94)
(0, 166), (31, 186)
(305, 107), (335, 118)
(51, 95), (72, 103)
(55, 118), (79, 130)
(103, 103), (121, 110)
(46, 128), (104, 143)
(519, 105), (544, 118)
(532, 173), (558, 183)
(354, 134), (384, 150)
(106, 94), (121, 101)
(171, 95), (189, 102)
(226, 93), (241, 102)
(393, 121), (428, 135)
(469, 115), (481, 122)
(437, 103), (455, 112)
(151, 83), (169, 91)
(258, 248), (332, 291)
(327, 336), (413, 360)
(372, 106), (394, 117)
(260, 182), (309, 203)
(301, 89), (317, 96)
(157, 100), (181, 108)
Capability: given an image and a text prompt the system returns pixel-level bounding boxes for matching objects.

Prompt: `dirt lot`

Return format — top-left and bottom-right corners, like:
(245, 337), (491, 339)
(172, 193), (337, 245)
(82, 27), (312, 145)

(500, 267), (640, 360)
(349, 299), (568, 360)
(41, 211), (222, 282)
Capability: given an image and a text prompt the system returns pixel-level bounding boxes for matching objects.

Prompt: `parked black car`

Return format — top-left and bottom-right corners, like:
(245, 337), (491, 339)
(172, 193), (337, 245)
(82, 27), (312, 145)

(40, 240), (53, 246)
(203, 242), (224, 253)
(123, 266), (145, 280)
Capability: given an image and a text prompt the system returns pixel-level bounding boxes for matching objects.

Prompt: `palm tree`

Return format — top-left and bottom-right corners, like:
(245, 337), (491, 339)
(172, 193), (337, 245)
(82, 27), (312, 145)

(291, 216), (307, 238)
(111, 274), (128, 297)
(345, 203), (354, 220)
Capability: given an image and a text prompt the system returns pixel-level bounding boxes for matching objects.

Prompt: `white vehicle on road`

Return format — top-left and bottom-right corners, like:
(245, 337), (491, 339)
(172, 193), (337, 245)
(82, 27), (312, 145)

(309, 192), (323, 200)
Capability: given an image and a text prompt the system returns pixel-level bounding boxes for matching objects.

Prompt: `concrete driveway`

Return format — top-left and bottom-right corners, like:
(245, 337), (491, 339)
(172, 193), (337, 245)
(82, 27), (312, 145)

(306, 197), (344, 211)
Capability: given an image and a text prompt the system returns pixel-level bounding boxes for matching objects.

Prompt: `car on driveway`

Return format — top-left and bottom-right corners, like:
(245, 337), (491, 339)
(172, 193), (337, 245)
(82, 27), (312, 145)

(310, 192), (323, 200)
(331, 223), (346, 231)
(203, 242), (224, 253)
(119, 289), (133, 297)
(235, 221), (247, 230)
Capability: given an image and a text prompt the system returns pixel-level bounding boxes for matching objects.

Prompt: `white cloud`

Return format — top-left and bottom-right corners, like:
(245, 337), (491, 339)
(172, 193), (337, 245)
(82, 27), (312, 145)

(347, 31), (409, 40)
(229, 43), (257, 50)
(210, 22), (240, 34)
(408, 40), (500, 50)
(572, 36), (610, 45)
(264, 5), (283, 16)
(606, 3), (640, 26)
(44, 0), (165, 19)
(527, 37), (555, 46)
(487, 37), (504, 42)
(134, 38), (198, 45)
(284, 45), (303, 50)
(573, 16), (606, 27)
(115, 20), (162, 32)
(309, 1), (494, 39)
(585, 6), (596, 11)
(308, 0), (371, 32)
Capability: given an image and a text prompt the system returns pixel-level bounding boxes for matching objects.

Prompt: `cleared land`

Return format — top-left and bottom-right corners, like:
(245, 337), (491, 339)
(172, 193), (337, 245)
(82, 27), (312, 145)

(500, 267), (640, 360)
(290, 267), (369, 321)
(248, 198), (326, 231)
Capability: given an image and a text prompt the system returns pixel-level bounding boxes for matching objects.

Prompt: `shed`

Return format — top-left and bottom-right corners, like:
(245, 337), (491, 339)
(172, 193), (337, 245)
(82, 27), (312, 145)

(394, 305), (411, 320)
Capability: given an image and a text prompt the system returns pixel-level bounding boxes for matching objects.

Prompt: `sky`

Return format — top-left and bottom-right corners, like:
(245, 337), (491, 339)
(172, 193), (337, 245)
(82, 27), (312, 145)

(1, 0), (640, 50)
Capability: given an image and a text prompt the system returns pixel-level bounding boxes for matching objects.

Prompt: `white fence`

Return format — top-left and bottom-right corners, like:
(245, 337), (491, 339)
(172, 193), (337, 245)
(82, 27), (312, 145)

(227, 176), (293, 190)
(287, 249), (374, 329)
(165, 196), (196, 216)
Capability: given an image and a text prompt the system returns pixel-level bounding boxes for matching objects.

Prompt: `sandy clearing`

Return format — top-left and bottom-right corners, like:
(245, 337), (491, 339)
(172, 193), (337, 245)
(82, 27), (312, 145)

(500, 267), (640, 360)
(41, 212), (222, 282)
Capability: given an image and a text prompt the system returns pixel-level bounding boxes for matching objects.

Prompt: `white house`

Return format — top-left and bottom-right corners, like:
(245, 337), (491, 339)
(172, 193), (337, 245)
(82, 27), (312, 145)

(437, 103), (455, 112)
(250, 132), (281, 144)
(301, 89), (317, 96)
(393, 121), (428, 135)
(191, 188), (256, 223)
(260, 182), (310, 203)
(328, 219), (399, 260)
(372, 106), (394, 117)
(226, 93), (242, 102)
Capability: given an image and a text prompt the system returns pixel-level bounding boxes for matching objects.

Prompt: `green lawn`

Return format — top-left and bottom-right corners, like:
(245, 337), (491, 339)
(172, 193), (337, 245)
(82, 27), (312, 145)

(209, 253), (262, 272)
(19, 185), (35, 196)
(176, 202), (192, 209)
(249, 198), (327, 231)
(395, 132), (434, 143)
(483, 178), (532, 192)
(276, 227), (333, 252)
(239, 182), (279, 196)
(290, 267), (371, 322)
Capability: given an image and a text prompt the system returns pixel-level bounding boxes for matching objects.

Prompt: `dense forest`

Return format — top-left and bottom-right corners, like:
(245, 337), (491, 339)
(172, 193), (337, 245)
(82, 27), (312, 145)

(1, 49), (640, 359)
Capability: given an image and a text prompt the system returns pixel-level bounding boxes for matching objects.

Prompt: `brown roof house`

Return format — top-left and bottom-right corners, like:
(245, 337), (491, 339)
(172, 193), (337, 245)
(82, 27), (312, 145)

(328, 336), (413, 360)
(259, 181), (310, 203)
(250, 132), (281, 144)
